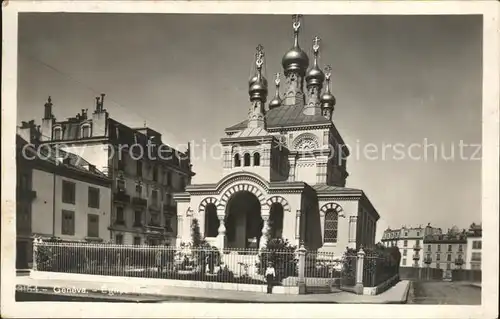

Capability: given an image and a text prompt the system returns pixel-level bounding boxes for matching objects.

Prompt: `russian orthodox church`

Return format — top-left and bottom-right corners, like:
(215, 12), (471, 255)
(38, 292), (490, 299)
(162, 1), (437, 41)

(174, 15), (379, 255)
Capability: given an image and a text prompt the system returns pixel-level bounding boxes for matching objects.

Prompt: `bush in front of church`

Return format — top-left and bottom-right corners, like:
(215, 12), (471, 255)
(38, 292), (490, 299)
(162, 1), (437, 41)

(256, 238), (298, 282)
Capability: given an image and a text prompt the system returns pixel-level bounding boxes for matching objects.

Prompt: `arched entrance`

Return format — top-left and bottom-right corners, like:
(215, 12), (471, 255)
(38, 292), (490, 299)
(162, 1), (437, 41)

(269, 203), (284, 239)
(225, 191), (263, 249)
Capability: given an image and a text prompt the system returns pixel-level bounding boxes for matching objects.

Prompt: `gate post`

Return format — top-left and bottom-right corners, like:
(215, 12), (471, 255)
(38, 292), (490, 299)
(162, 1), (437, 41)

(297, 245), (307, 294)
(355, 247), (365, 295)
(32, 237), (42, 272)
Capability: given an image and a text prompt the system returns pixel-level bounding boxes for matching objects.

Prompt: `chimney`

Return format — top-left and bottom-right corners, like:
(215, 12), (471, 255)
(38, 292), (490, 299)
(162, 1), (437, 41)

(41, 96), (54, 141)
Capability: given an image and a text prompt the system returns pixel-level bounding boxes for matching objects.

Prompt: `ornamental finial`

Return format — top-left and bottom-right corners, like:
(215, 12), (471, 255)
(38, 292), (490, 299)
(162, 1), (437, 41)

(255, 44), (264, 69)
(324, 65), (332, 80)
(274, 72), (281, 87)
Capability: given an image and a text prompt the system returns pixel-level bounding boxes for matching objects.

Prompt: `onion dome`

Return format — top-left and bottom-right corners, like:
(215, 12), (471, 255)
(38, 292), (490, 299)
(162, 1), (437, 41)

(321, 65), (336, 105)
(282, 15), (309, 75)
(269, 73), (282, 109)
(305, 36), (325, 87)
(249, 44), (268, 102)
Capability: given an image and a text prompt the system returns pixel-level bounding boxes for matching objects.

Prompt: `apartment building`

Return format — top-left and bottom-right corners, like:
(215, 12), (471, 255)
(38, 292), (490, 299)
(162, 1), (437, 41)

(465, 223), (482, 270)
(19, 95), (195, 246)
(16, 132), (112, 269)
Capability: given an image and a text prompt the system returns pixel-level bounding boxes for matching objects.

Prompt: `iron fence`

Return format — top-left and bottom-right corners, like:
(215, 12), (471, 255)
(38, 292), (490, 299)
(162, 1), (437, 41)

(34, 241), (300, 286)
(362, 253), (399, 287)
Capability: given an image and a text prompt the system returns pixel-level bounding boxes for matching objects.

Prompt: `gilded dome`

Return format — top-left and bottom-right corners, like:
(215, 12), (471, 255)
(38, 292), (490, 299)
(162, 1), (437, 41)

(269, 96), (281, 109)
(321, 90), (336, 105)
(282, 46), (309, 74)
(306, 64), (325, 87)
(249, 75), (268, 101)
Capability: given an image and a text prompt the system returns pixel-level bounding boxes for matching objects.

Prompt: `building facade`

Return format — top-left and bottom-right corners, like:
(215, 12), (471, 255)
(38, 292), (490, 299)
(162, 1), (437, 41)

(465, 223), (482, 270)
(16, 132), (112, 269)
(381, 223), (442, 268)
(174, 16), (380, 256)
(23, 95), (195, 246)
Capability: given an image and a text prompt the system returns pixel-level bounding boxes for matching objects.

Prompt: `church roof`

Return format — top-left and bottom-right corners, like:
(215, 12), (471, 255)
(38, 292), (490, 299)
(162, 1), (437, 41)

(225, 103), (331, 132)
(230, 127), (270, 138)
(312, 184), (362, 194)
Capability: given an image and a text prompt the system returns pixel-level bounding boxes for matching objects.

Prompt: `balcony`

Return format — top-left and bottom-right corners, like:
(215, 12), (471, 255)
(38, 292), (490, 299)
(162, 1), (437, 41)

(454, 258), (464, 266)
(413, 254), (420, 260)
(17, 188), (37, 201)
(114, 190), (130, 203)
(424, 256), (432, 264)
(413, 243), (421, 250)
(131, 197), (147, 207)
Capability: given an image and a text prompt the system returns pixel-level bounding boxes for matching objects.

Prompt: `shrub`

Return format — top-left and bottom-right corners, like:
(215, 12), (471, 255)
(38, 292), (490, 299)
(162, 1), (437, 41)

(256, 238), (297, 281)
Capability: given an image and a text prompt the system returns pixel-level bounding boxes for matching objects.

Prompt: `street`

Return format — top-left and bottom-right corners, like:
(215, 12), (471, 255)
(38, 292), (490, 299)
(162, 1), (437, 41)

(408, 281), (481, 305)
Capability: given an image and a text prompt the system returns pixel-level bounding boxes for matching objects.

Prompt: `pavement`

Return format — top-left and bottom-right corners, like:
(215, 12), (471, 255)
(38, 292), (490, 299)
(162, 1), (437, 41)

(16, 275), (410, 303)
(407, 281), (481, 305)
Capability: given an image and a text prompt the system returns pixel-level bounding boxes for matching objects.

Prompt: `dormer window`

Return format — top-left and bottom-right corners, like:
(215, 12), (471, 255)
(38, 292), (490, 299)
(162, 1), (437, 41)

(81, 124), (91, 138)
(253, 153), (261, 166)
(243, 153), (251, 167)
(53, 127), (62, 140)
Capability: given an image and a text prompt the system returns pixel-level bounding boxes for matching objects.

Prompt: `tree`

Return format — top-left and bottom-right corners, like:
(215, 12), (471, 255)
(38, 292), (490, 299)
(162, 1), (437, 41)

(190, 218), (204, 248)
(256, 238), (297, 282)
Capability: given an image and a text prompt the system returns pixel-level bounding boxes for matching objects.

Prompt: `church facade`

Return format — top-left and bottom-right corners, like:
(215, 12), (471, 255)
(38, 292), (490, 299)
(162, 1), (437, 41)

(174, 16), (379, 255)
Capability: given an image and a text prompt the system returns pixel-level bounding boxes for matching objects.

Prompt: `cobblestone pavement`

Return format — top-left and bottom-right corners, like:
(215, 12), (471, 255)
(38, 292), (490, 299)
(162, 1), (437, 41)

(408, 281), (481, 305)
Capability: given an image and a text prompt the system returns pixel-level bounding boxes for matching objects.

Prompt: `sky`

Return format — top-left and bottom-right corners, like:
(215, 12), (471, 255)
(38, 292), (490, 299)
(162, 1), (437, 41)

(17, 13), (483, 241)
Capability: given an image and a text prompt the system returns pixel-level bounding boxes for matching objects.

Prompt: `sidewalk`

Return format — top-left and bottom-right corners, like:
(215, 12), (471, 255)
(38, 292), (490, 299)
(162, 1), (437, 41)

(16, 276), (410, 303)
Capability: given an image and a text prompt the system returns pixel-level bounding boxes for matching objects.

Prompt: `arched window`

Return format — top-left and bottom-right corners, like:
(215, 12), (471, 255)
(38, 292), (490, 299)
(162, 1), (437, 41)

(243, 153), (251, 167)
(324, 209), (339, 243)
(253, 153), (260, 166)
(234, 154), (241, 167)
(204, 204), (219, 237)
(269, 203), (284, 238)
(53, 127), (62, 140)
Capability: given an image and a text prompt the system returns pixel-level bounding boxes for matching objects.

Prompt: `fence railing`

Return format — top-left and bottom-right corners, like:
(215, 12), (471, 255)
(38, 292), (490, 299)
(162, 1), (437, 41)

(32, 240), (398, 294)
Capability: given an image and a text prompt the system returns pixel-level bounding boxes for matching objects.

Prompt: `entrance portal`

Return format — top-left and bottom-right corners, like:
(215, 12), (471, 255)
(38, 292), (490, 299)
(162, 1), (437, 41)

(225, 191), (263, 249)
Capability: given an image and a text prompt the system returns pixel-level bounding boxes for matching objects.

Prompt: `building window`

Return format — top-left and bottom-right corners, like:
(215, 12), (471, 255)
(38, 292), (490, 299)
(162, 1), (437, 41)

(164, 214), (173, 232)
(427, 245), (431, 251)
(166, 171), (172, 186)
(53, 127), (62, 140)
(448, 245), (452, 252)
(135, 184), (142, 196)
(136, 161), (142, 177)
(116, 207), (124, 224)
(62, 180), (76, 204)
(417, 231), (420, 236)
(436, 253), (441, 261)
(447, 254), (451, 261)
(253, 153), (260, 166)
(437, 244), (441, 252)
(436, 263), (441, 269)
(115, 234), (123, 245)
(416, 239), (420, 245)
(472, 240), (482, 249)
(471, 263), (481, 270)
(117, 179), (125, 191)
(165, 193), (172, 205)
(234, 154), (241, 167)
(152, 166), (158, 182)
(403, 240), (408, 247)
(404, 232), (408, 236)
(152, 190), (158, 205)
(403, 249), (407, 256)
(471, 252), (481, 261)
(118, 149), (126, 170)
(243, 153), (251, 166)
(61, 210), (75, 235)
(446, 263), (451, 270)
(88, 187), (100, 208)
(87, 214), (99, 238)
(458, 244), (463, 252)
(133, 237), (141, 246)
(204, 204), (219, 237)
(134, 211), (142, 226)
(402, 259), (406, 266)
(323, 210), (339, 243)
(81, 125), (91, 138)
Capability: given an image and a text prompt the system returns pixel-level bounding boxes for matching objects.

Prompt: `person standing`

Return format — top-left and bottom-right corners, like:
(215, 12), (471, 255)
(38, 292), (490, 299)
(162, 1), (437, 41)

(265, 262), (276, 294)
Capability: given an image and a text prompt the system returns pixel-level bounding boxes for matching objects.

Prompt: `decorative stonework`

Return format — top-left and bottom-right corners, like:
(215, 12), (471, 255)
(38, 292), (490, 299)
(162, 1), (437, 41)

(293, 133), (319, 150)
(266, 196), (291, 212)
(319, 202), (344, 217)
(198, 197), (219, 214)
(217, 183), (267, 211)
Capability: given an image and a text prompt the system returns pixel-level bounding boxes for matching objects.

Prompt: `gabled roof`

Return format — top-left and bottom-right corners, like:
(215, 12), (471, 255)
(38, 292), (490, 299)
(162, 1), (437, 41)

(225, 104), (331, 132)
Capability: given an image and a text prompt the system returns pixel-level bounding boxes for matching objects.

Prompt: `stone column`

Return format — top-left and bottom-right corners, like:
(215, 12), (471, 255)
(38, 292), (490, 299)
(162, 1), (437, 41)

(288, 155), (297, 182)
(259, 209), (270, 250)
(295, 210), (301, 247)
(216, 207), (226, 251)
(348, 216), (357, 249)
(355, 247), (365, 295)
(296, 245), (307, 294)
(176, 215), (183, 248)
